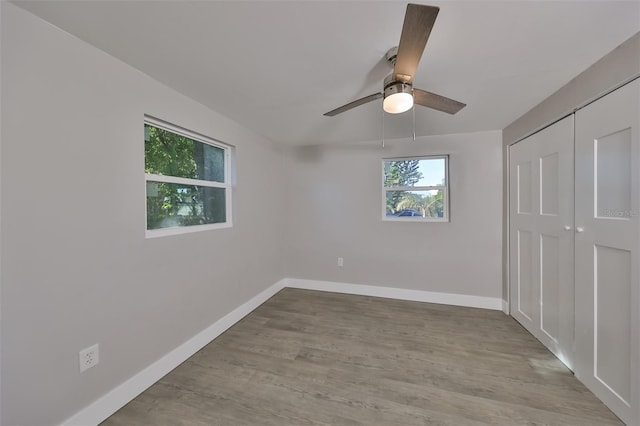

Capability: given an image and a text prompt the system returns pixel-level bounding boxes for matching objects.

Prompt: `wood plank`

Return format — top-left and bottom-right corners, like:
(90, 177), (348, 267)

(101, 288), (622, 425)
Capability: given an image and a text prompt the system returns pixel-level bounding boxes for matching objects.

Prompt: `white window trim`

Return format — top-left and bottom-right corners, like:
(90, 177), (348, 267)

(144, 116), (233, 238)
(382, 155), (450, 222)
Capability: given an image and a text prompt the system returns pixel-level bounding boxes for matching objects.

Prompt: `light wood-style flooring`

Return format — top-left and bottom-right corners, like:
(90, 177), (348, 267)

(101, 288), (622, 425)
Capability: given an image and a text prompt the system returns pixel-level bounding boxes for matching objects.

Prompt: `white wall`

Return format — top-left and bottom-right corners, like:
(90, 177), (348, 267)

(0, 3), (286, 425)
(284, 131), (503, 299)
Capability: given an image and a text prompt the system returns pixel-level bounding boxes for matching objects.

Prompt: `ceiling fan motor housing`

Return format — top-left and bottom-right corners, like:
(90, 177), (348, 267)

(383, 73), (413, 97)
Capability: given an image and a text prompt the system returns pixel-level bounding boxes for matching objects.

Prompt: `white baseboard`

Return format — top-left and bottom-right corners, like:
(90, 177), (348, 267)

(61, 277), (502, 425)
(284, 278), (503, 311)
(62, 279), (287, 426)
(502, 299), (509, 314)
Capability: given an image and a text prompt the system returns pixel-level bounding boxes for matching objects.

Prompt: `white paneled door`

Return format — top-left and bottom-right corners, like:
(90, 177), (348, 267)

(509, 115), (575, 369)
(574, 79), (639, 425)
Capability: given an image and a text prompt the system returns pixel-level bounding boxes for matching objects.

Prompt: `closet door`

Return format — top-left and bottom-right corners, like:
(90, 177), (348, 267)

(574, 78), (639, 425)
(509, 115), (575, 368)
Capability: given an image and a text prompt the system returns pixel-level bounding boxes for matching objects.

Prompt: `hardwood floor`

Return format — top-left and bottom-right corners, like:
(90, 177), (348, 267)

(101, 288), (622, 425)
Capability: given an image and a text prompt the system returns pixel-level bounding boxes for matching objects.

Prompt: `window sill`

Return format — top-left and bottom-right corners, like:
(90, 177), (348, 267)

(382, 217), (449, 223)
(145, 222), (232, 238)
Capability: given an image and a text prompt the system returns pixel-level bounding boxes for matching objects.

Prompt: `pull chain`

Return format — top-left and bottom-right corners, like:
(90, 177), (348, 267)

(412, 104), (416, 141)
(381, 106), (385, 148)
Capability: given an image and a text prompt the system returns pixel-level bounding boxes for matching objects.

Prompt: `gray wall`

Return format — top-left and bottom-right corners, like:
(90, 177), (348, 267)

(0, 4), (286, 425)
(501, 32), (640, 303)
(284, 131), (503, 298)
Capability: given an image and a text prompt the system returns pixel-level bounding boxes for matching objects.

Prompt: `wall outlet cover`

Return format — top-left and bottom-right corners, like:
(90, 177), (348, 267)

(79, 344), (99, 372)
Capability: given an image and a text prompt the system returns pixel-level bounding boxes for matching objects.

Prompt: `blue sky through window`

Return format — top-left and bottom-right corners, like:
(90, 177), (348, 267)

(416, 158), (445, 186)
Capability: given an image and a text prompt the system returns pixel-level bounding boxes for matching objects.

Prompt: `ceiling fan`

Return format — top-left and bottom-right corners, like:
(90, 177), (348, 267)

(324, 3), (465, 117)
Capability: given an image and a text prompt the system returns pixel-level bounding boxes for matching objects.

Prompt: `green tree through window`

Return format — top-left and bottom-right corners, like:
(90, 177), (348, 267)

(145, 121), (229, 233)
(384, 159), (422, 213)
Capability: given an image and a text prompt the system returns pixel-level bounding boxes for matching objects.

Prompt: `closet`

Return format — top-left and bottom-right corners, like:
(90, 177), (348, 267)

(509, 78), (639, 425)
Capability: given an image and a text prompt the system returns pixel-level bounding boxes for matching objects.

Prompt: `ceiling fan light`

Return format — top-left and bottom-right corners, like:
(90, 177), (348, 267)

(383, 92), (413, 114)
(383, 83), (414, 114)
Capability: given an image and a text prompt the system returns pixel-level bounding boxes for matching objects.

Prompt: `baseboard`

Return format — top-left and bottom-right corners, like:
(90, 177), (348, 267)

(61, 279), (287, 426)
(284, 278), (503, 311)
(502, 299), (509, 314)
(61, 277), (502, 425)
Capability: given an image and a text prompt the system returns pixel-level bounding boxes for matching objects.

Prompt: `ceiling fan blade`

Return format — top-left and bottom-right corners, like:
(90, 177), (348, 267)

(414, 88), (466, 114)
(393, 4), (439, 83)
(323, 93), (383, 117)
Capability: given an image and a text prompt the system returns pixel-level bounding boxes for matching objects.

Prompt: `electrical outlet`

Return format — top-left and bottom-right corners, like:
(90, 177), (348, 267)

(79, 344), (99, 372)
(338, 257), (344, 267)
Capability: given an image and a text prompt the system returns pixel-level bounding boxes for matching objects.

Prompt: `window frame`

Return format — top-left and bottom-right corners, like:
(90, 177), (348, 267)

(144, 116), (232, 238)
(381, 155), (450, 222)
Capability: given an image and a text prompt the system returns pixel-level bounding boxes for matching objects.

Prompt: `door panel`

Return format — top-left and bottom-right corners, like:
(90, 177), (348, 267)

(595, 128), (632, 218)
(510, 141), (537, 331)
(509, 115), (574, 369)
(595, 244), (631, 404)
(540, 233), (560, 341)
(540, 152), (559, 215)
(517, 229), (534, 321)
(574, 78), (639, 425)
(518, 160), (533, 214)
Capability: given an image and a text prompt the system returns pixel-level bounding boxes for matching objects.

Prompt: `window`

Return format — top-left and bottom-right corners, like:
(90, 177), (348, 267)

(144, 117), (232, 237)
(383, 156), (449, 221)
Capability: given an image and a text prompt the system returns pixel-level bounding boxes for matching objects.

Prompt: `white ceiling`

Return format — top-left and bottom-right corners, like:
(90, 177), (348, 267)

(13, 0), (640, 146)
